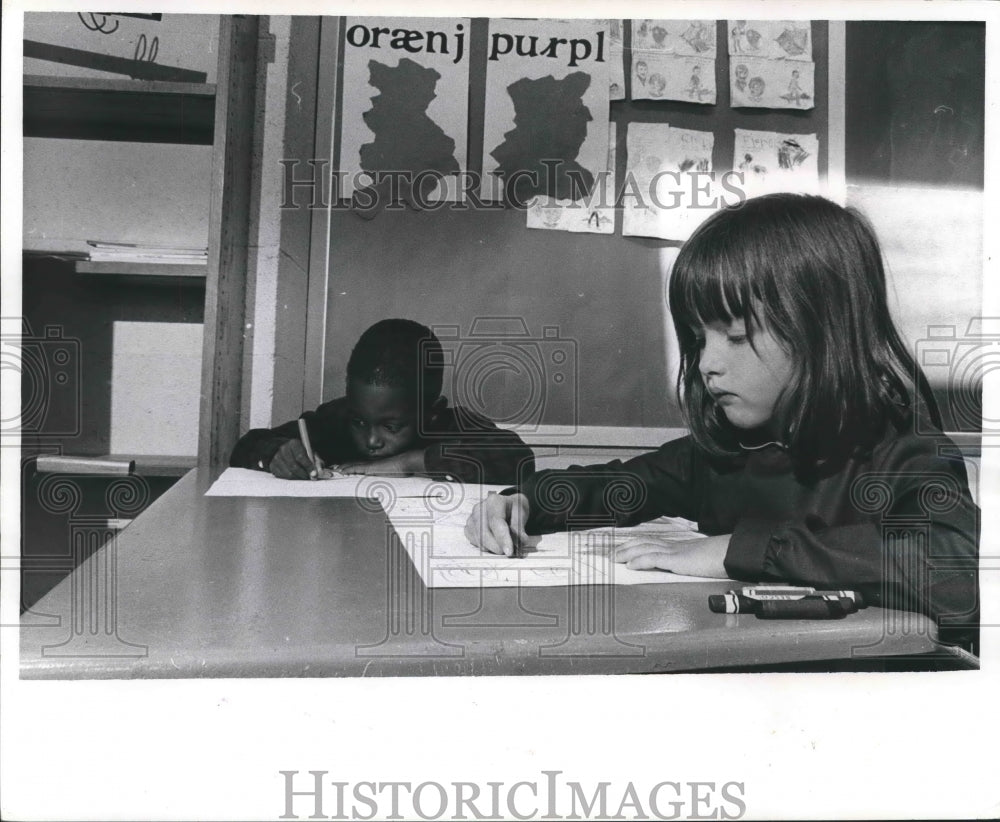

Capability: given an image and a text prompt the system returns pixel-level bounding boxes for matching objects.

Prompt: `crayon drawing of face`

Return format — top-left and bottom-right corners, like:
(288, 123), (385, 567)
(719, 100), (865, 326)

(541, 203), (562, 227)
(749, 77), (765, 99)
(736, 64), (748, 82)
(635, 60), (648, 83)
(649, 73), (666, 96)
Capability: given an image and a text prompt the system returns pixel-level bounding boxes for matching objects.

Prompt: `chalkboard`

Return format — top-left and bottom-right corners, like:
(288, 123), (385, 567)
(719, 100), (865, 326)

(322, 19), (828, 430)
(846, 21), (984, 188)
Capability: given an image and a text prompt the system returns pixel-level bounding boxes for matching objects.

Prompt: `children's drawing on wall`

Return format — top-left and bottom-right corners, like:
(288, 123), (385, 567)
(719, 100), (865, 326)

(728, 20), (812, 61)
(633, 58), (649, 92)
(482, 19), (610, 203)
(340, 17), (470, 209)
(729, 20), (762, 55)
(780, 69), (811, 107)
(730, 56), (815, 109)
(733, 62), (749, 94)
(606, 19), (625, 100)
(622, 123), (717, 242)
(680, 20), (716, 55)
(632, 19), (716, 57)
(737, 152), (768, 186)
(776, 25), (811, 58)
(630, 19), (717, 104)
(733, 129), (819, 197)
(526, 123), (616, 235)
(631, 52), (717, 103)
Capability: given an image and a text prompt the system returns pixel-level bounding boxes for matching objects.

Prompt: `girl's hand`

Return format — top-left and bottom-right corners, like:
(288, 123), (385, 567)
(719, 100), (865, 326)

(464, 492), (540, 557)
(336, 449), (426, 476)
(614, 534), (731, 578)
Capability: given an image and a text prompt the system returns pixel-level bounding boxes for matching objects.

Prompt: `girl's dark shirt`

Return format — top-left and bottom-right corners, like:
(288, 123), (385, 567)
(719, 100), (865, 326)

(229, 397), (535, 485)
(508, 411), (979, 643)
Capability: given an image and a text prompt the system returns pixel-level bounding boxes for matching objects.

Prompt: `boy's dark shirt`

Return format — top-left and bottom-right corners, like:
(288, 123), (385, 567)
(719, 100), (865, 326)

(506, 410), (979, 645)
(230, 396), (534, 485)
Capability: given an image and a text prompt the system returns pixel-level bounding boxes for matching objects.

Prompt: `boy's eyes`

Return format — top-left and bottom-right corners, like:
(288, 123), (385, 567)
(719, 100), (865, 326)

(350, 418), (405, 433)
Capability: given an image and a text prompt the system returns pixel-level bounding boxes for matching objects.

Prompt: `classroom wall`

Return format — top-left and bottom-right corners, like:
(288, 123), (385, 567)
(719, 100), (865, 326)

(844, 21), (985, 432)
(24, 12), (218, 83)
(23, 138), (212, 254)
(321, 19), (829, 431)
(326, 205), (677, 428)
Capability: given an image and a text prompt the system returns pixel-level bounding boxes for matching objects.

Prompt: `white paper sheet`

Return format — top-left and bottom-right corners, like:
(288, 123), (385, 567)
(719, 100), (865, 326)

(384, 491), (718, 588)
(622, 122), (718, 241)
(732, 128), (820, 197)
(205, 467), (456, 500)
(206, 469), (718, 588)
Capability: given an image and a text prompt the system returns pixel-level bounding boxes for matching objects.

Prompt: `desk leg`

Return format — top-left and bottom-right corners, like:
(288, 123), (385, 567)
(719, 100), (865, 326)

(355, 519), (464, 659)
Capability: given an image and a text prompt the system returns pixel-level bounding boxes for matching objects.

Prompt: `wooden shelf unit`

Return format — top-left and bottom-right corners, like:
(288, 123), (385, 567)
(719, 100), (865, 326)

(75, 260), (208, 284)
(24, 75), (216, 144)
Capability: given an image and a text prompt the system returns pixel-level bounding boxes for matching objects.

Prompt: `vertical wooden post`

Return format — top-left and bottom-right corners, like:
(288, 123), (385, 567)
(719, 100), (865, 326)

(199, 16), (261, 470)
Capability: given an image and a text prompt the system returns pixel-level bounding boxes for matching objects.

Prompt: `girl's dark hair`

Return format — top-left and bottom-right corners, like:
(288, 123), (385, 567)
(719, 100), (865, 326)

(668, 193), (941, 471)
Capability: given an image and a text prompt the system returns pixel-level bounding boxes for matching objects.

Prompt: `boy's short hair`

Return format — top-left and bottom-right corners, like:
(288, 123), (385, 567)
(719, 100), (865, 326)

(346, 319), (444, 405)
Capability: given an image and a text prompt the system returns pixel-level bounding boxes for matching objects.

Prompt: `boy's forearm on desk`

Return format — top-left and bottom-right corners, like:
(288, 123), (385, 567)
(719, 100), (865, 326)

(229, 431), (292, 469)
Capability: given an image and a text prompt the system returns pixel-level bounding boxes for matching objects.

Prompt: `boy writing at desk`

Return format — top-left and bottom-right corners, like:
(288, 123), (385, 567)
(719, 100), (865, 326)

(230, 319), (534, 484)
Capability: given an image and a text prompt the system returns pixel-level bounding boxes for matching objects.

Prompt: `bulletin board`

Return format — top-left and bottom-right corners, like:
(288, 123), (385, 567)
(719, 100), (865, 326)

(320, 18), (829, 433)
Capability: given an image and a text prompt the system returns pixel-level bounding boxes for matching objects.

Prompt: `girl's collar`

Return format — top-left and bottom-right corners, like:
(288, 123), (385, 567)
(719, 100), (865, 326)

(739, 438), (788, 451)
(737, 426), (789, 451)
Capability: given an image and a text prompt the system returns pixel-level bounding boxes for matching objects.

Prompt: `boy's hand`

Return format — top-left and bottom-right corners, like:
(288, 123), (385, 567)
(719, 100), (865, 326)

(270, 439), (324, 480)
(336, 449), (426, 476)
(464, 492), (539, 557)
(614, 534), (731, 578)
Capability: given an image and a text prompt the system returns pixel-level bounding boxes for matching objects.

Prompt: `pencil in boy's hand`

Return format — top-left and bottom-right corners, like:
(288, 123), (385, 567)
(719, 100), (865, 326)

(297, 417), (323, 480)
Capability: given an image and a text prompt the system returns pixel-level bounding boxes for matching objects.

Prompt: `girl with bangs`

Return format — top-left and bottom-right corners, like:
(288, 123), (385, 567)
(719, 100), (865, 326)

(467, 193), (978, 644)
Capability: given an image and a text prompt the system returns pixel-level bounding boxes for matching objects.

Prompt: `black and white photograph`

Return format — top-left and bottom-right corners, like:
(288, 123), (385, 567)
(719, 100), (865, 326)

(3, 1), (998, 820)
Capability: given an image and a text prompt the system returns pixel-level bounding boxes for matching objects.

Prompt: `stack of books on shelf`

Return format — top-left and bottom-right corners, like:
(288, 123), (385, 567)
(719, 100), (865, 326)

(86, 240), (208, 265)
